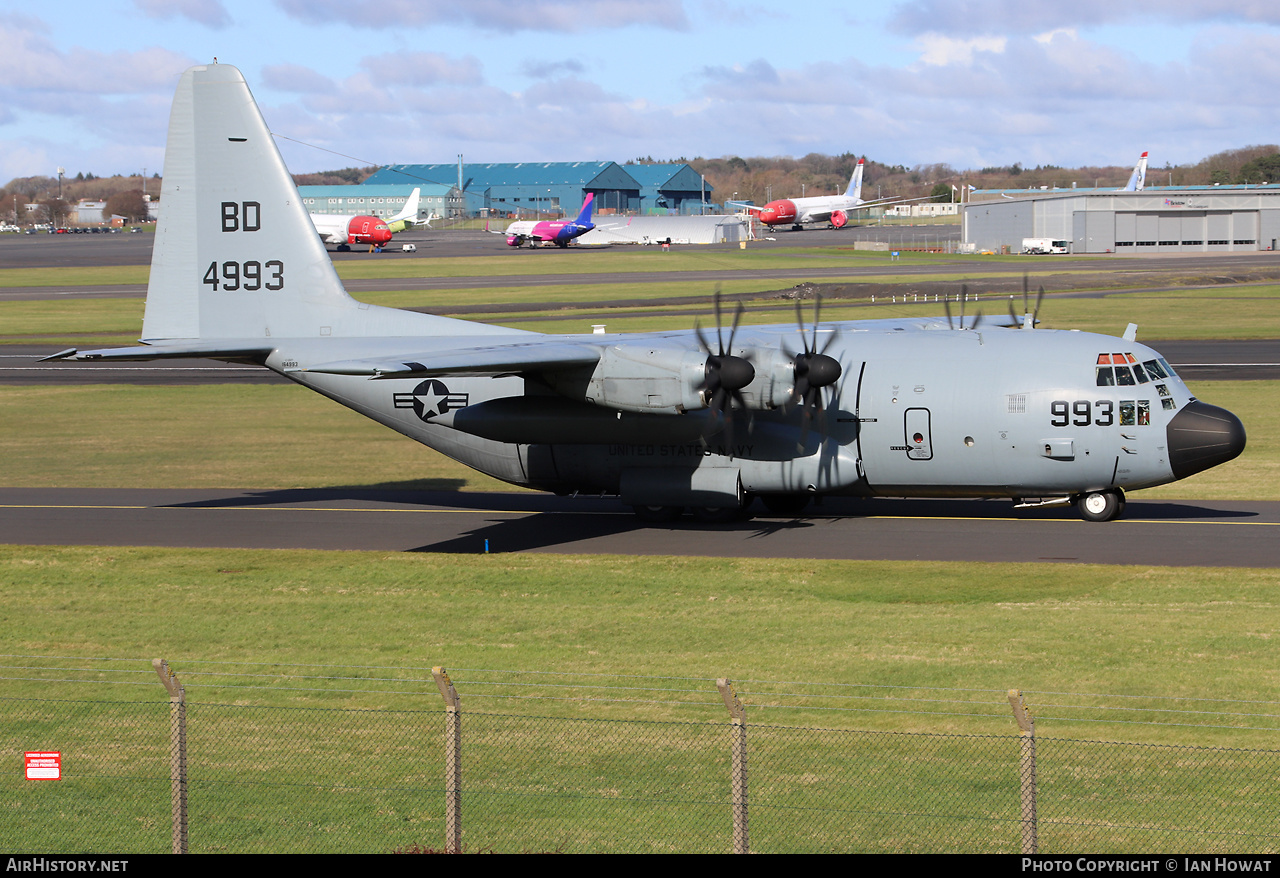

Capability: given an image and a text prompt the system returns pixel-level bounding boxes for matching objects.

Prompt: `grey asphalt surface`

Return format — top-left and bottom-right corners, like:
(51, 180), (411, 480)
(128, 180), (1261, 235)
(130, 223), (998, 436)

(2, 488), (1276, 567)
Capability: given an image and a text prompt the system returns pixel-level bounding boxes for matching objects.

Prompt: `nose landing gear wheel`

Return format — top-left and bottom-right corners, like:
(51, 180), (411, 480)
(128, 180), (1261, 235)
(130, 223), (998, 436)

(1076, 489), (1125, 522)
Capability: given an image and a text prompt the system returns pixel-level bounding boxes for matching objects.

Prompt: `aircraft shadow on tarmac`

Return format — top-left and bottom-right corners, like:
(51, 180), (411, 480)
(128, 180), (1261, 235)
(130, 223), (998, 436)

(409, 512), (816, 555)
(160, 487), (1257, 525)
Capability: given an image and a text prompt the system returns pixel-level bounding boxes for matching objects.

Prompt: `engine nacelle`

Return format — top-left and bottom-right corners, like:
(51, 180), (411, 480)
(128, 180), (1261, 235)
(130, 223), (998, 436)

(551, 344), (803, 415)
(582, 345), (711, 414)
(830, 210), (847, 228)
(737, 348), (799, 410)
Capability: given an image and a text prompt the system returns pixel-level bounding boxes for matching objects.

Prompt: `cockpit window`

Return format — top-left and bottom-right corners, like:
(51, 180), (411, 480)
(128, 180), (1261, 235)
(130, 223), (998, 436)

(1097, 352), (1179, 384)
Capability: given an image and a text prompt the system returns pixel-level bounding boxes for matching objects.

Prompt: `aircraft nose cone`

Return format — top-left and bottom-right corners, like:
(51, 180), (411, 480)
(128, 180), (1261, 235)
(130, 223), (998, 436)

(1166, 400), (1246, 480)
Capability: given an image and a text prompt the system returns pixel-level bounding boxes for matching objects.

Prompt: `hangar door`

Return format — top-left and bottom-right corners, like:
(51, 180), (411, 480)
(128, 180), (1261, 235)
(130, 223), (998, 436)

(1115, 212), (1209, 252)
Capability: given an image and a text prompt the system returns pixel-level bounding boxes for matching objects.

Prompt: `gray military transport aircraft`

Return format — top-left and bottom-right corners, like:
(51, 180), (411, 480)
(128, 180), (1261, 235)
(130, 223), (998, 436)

(48, 65), (1246, 523)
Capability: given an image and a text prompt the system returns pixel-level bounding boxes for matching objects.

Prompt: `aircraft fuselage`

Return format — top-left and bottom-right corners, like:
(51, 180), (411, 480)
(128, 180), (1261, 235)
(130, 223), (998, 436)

(272, 324), (1241, 508)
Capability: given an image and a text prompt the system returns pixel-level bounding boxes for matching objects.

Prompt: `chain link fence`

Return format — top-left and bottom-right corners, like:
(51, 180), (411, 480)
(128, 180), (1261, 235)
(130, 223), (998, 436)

(3, 659), (1280, 853)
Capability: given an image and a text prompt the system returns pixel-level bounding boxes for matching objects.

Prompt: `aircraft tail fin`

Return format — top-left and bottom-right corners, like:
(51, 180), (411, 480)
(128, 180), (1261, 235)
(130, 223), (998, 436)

(141, 65), (493, 343)
(1123, 151), (1148, 191)
(846, 159), (865, 201)
(386, 187), (421, 225)
(574, 192), (596, 227)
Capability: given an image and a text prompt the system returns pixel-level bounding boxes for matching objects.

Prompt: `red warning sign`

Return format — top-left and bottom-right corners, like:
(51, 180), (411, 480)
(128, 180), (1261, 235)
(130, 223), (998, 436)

(25, 752), (61, 780)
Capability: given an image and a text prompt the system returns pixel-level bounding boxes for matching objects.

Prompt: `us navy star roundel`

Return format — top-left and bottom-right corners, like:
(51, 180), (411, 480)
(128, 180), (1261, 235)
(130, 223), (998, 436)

(393, 379), (469, 421)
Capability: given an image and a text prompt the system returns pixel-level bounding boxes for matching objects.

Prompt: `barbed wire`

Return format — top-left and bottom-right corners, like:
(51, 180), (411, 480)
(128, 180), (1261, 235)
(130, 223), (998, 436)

(5, 655), (1280, 731)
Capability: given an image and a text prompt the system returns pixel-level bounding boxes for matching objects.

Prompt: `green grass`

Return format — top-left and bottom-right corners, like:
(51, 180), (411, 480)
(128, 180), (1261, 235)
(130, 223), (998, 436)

(3, 548), (1279, 853)
(8, 279), (1280, 348)
(1, 547), (1278, 739)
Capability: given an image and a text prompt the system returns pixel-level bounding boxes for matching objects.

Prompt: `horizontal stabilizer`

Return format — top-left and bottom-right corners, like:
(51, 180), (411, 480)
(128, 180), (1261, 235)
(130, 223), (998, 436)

(302, 340), (605, 378)
(42, 341), (278, 362)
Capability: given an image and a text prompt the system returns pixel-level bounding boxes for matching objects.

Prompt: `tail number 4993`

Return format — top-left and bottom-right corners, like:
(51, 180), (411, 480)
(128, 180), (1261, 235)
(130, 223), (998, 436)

(202, 260), (283, 292)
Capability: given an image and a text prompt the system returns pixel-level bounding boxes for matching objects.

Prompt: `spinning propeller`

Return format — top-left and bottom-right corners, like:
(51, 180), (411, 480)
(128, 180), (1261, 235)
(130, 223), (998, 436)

(695, 290), (755, 454)
(788, 296), (842, 449)
(1009, 274), (1045, 329)
(944, 284), (983, 330)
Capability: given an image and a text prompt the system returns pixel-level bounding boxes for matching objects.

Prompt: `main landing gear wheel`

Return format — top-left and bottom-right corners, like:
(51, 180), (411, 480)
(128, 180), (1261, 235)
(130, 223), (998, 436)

(1076, 489), (1125, 522)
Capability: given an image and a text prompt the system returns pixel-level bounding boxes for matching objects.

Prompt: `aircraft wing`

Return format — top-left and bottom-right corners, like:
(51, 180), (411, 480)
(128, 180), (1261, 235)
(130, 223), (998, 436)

(301, 339), (605, 378)
(726, 201), (762, 213)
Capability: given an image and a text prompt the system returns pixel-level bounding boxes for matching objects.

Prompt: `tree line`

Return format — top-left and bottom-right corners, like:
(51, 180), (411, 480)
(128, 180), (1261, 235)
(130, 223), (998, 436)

(5, 147), (1279, 225)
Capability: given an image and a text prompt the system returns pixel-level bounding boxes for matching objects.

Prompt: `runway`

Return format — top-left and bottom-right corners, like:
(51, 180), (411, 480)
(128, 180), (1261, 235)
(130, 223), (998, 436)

(1, 488), (1276, 567)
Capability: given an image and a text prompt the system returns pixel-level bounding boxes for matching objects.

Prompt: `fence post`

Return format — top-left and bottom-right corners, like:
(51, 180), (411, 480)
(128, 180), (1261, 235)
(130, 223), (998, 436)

(433, 667), (462, 853)
(1008, 689), (1037, 854)
(716, 678), (749, 854)
(152, 659), (187, 855)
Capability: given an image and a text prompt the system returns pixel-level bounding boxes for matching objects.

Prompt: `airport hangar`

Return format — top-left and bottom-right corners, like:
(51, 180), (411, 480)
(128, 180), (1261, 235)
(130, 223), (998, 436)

(963, 184), (1280, 254)
(295, 183), (460, 222)
(364, 161), (713, 217)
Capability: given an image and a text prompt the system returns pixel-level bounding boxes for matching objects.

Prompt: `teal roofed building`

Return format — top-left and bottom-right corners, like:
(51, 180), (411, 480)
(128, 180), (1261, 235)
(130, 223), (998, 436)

(623, 163), (713, 214)
(364, 162), (644, 216)
(295, 183), (461, 222)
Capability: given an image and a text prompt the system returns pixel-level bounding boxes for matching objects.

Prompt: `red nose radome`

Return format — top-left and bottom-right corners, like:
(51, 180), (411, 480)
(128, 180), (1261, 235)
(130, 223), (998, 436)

(759, 200), (797, 225)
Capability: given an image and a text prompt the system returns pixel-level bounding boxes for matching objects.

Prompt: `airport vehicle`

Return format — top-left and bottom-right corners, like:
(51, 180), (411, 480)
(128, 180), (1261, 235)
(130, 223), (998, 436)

(1022, 237), (1070, 255)
(310, 187), (421, 251)
(502, 193), (595, 248)
(48, 65), (1246, 524)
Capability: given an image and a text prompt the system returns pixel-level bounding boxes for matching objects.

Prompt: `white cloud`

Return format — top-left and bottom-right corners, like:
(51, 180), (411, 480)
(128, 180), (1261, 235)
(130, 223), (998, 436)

(273, 0), (689, 32)
(913, 34), (1007, 66)
(133, 0), (232, 29)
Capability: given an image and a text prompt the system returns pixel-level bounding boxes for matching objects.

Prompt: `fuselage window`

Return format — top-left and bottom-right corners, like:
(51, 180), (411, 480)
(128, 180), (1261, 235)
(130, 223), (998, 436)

(1115, 366), (1135, 385)
(1158, 357), (1178, 379)
(1143, 359), (1168, 380)
(1132, 362), (1149, 383)
(1120, 401), (1136, 425)
(1138, 401), (1150, 425)
(1096, 367), (1115, 386)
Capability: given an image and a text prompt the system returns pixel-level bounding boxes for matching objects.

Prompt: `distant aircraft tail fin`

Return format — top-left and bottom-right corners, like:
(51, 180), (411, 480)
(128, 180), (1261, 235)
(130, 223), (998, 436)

(1123, 151), (1148, 192)
(386, 187), (421, 226)
(574, 192), (596, 228)
(142, 65), (488, 343)
(846, 159), (865, 201)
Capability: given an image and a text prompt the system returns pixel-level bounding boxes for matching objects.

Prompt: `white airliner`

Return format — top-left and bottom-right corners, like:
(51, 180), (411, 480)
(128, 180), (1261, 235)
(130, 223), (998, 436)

(309, 188), (421, 250)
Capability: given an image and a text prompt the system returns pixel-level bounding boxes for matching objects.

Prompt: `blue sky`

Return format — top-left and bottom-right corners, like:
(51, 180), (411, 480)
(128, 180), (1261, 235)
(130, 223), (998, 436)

(4, 1), (1280, 184)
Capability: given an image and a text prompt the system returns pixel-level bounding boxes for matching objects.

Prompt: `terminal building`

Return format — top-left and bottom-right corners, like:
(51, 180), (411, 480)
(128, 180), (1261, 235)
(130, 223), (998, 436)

(963, 185), (1280, 254)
